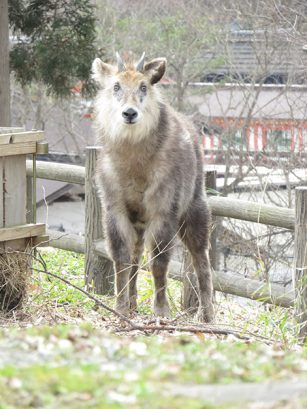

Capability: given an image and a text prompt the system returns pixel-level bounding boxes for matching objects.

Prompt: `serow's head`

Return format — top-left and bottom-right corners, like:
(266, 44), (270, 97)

(92, 52), (166, 138)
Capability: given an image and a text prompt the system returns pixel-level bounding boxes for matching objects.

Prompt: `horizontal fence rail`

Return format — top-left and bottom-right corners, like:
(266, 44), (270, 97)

(47, 229), (294, 308)
(26, 160), (85, 185)
(27, 160), (295, 230)
(209, 196), (294, 230)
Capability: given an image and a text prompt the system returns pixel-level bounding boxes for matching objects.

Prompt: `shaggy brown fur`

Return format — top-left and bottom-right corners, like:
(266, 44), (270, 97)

(92, 54), (214, 322)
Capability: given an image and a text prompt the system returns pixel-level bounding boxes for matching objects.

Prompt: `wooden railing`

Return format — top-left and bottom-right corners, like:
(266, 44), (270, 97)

(26, 159), (295, 229)
(26, 147), (307, 337)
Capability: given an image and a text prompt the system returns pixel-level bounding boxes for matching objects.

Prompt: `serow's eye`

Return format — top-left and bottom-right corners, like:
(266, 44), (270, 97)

(140, 84), (147, 93)
(114, 83), (121, 92)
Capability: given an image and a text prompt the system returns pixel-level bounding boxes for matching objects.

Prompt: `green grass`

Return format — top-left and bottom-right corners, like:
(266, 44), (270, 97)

(31, 248), (183, 318)
(32, 249), (95, 309)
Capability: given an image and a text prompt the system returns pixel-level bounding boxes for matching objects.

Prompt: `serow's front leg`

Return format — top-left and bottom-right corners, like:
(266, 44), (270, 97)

(128, 260), (138, 313)
(148, 219), (177, 318)
(128, 231), (144, 313)
(151, 252), (171, 318)
(114, 260), (130, 316)
(105, 212), (136, 317)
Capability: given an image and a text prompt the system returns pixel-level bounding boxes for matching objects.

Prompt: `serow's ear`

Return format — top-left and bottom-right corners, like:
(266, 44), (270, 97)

(91, 58), (115, 86)
(143, 58), (166, 85)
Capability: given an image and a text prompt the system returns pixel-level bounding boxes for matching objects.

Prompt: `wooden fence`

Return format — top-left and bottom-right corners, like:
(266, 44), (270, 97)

(26, 147), (307, 337)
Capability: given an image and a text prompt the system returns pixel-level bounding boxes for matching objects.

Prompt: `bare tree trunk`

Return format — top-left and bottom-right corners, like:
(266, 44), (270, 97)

(294, 187), (307, 342)
(0, 0), (11, 126)
(175, 68), (185, 112)
(177, 85), (185, 112)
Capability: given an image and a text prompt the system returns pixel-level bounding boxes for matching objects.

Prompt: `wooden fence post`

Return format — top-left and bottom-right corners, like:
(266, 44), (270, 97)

(183, 170), (218, 312)
(206, 171), (218, 275)
(84, 147), (114, 295)
(294, 186), (307, 340)
(0, 128), (47, 311)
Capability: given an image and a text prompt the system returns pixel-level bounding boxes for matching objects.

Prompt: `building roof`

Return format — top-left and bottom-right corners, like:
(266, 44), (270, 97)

(189, 85), (307, 121)
(202, 30), (307, 84)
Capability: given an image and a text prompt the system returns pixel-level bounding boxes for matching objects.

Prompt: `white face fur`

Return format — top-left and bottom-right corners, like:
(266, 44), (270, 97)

(92, 56), (166, 144)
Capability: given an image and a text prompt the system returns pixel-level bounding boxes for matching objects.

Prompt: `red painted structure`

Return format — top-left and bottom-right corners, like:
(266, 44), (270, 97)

(202, 118), (307, 159)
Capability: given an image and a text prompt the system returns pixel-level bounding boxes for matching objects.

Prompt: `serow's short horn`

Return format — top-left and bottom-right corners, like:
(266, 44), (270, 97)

(135, 52), (145, 72)
(116, 52), (126, 72)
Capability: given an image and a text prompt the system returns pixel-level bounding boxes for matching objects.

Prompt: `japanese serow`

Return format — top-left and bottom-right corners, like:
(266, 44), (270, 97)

(92, 52), (214, 322)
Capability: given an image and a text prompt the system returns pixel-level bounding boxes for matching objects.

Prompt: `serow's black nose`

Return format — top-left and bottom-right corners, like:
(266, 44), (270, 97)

(122, 108), (138, 123)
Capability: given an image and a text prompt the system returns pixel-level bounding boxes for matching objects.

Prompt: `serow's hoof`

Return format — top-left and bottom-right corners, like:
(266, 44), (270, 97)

(116, 302), (130, 317)
(154, 303), (171, 319)
(129, 298), (138, 312)
(196, 303), (214, 323)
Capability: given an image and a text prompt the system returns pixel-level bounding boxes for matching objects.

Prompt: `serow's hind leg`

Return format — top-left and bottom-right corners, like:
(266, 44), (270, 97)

(192, 248), (214, 322)
(180, 200), (214, 323)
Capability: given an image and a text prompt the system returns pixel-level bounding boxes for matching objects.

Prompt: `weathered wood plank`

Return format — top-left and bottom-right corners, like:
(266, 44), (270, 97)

(0, 127), (24, 134)
(3, 155), (27, 250)
(31, 234), (49, 247)
(0, 142), (37, 156)
(294, 186), (307, 341)
(10, 131), (45, 143)
(4, 156), (26, 226)
(0, 223), (46, 242)
(0, 134), (11, 144)
(84, 147), (114, 295)
(0, 131), (44, 144)
(0, 128), (25, 144)
(26, 176), (33, 223)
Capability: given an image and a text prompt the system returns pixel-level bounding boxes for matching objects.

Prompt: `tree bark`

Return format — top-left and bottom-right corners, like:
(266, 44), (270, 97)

(0, 0), (11, 126)
(294, 187), (307, 341)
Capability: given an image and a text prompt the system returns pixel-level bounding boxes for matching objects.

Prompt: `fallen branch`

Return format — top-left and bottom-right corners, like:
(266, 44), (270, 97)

(115, 323), (252, 340)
